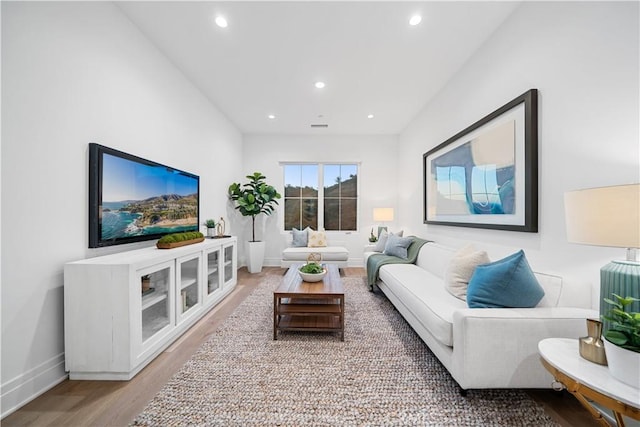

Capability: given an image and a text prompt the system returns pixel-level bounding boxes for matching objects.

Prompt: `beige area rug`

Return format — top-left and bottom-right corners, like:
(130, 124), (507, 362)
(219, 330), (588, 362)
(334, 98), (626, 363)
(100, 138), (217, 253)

(133, 275), (558, 426)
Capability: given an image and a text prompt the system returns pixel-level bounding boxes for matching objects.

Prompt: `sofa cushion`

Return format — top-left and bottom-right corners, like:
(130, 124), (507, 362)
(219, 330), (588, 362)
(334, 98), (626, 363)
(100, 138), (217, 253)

(379, 263), (466, 347)
(291, 227), (309, 247)
(282, 246), (349, 262)
(445, 244), (490, 300)
(467, 250), (545, 308)
(383, 234), (413, 259)
(415, 242), (455, 279)
(534, 272), (562, 307)
(308, 230), (327, 247)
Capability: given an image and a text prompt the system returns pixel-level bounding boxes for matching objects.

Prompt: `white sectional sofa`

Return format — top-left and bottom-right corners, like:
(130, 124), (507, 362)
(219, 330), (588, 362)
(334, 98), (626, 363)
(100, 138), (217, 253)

(366, 241), (598, 391)
(281, 244), (349, 268)
(281, 232), (349, 268)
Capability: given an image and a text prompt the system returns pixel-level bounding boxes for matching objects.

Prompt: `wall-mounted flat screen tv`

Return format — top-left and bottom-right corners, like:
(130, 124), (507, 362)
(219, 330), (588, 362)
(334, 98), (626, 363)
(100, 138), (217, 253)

(89, 143), (199, 248)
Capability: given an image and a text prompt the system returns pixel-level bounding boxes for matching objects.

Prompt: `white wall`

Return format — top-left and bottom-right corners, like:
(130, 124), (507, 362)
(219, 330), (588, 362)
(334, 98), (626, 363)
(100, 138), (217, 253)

(398, 1), (639, 308)
(1, 2), (242, 416)
(2, 0), (638, 418)
(240, 134), (398, 267)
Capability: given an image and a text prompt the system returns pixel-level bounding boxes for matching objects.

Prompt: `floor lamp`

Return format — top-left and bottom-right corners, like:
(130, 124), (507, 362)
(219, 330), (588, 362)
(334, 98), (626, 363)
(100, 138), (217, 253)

(373, 208), (394, 238)
(564, 183), (640, 332)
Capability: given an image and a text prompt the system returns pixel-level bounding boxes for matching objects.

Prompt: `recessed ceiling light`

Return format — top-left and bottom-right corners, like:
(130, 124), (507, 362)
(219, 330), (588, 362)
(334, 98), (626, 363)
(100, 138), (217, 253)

(315, 81), (325, 89)
(215, 16), (228, 28)
(367, 114), (374, 119)
(409, 15), (422, 26)
(268, 114), (275, 119)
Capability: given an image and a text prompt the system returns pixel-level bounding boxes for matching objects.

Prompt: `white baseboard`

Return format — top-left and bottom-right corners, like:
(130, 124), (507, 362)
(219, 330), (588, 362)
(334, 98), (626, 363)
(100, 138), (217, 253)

(262, 257), (281, 267)
(1, 353), (67, 419)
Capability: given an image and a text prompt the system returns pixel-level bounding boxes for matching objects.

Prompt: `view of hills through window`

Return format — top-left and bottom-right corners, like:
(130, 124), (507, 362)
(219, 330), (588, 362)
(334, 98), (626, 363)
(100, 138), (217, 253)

(284, 164), (358, 231)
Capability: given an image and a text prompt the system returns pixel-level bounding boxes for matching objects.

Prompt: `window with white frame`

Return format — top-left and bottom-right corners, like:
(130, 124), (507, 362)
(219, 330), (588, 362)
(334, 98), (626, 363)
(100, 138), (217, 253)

(283, 163), (358, 231)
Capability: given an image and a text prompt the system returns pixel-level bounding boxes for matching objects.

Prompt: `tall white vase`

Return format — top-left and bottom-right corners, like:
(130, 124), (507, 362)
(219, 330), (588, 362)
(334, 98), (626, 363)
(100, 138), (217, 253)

(246, 241), (266, 274)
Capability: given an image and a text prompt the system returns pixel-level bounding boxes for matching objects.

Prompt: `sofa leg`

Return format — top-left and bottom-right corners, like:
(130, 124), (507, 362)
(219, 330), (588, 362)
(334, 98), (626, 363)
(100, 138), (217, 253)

(459, 388), (468, 397)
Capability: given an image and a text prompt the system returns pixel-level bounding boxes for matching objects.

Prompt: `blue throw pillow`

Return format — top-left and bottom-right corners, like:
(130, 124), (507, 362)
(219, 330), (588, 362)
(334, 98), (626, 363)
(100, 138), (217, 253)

(291, 227), (309, 247)
(466, 250), (544, 308)
(383, 234), (413, 259)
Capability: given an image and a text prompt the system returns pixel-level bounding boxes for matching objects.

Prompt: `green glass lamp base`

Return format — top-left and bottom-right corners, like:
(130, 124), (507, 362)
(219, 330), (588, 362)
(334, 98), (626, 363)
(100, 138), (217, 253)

(600, 260), (640, 333)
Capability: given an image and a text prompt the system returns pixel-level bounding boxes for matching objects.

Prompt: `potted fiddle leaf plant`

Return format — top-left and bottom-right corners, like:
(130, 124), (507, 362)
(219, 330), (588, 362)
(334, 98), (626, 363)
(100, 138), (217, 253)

(228, 172), (281, 273)
(601, 293), (640, 388)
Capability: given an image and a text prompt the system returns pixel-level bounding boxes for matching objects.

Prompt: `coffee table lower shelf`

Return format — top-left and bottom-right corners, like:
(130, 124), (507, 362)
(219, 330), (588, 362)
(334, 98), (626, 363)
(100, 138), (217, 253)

(277, 314), (342, 331)
(273, 300), (344, 340)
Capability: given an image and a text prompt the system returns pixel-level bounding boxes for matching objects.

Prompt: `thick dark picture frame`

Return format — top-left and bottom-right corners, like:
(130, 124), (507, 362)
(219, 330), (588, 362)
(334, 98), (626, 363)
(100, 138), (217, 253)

(422, 89), (538, 232)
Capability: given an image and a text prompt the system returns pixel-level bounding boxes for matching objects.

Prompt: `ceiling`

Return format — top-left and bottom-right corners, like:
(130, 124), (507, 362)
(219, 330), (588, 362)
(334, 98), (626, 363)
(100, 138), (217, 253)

(118, 1), (520, 135)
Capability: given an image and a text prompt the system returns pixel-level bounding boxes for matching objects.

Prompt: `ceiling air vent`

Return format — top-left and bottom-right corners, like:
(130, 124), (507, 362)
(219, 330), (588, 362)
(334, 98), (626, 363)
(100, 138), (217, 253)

(310, 124), (328, 128)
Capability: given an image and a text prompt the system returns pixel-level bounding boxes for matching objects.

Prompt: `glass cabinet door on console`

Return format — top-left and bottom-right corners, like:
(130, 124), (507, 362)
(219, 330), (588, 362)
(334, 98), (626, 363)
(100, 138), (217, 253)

(204, 247), (222, 302)
(223, 242), (237, 287)
(176, 253), (202, 322)
(139, 262), (174, 344)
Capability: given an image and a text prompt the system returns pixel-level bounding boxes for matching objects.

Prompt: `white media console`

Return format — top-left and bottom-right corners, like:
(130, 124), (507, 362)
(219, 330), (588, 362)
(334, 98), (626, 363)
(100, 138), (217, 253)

(64, 236), (237, 380)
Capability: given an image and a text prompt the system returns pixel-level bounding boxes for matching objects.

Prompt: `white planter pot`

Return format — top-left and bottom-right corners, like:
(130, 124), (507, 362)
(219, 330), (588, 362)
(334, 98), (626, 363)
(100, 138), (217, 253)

(246, 241), (266, 274)
(604, 339), (640, 389)
(206, 228), (215, 237)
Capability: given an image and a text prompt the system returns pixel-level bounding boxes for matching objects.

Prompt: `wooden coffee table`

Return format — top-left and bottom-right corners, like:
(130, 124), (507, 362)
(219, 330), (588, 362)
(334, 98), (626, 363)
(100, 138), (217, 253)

(273, 264), (345, 341)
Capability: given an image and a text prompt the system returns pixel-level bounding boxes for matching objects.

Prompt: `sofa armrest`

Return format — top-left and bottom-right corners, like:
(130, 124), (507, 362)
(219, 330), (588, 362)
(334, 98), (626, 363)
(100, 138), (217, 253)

(453, 306), (598, 323)
(450, 307), (598, 389)
(282, 232), (294, 248)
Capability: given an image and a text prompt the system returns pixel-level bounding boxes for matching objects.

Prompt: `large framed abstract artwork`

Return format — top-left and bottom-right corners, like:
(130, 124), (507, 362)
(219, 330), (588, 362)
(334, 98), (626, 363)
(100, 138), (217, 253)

(423, 89), (538, 232)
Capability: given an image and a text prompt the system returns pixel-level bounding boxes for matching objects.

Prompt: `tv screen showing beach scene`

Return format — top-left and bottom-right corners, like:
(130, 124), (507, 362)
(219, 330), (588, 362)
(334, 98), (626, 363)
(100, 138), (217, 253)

(89, 143), (199, 248)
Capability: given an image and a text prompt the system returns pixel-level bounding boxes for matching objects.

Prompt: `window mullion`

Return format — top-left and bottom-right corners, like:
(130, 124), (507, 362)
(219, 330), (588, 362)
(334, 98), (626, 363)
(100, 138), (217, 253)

(338, 166), (342, 230)
(318, 165), (324, 230)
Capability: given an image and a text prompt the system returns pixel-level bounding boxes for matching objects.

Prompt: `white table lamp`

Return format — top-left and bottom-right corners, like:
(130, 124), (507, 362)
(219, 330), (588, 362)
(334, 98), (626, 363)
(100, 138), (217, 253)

(373, 207), (394, 237)
(564, 183), (640, 329)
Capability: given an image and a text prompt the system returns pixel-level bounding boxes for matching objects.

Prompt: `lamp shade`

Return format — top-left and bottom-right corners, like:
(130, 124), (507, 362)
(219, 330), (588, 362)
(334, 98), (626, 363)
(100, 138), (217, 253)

(564, 184), (640, 248)
(373, 208), (394, 222)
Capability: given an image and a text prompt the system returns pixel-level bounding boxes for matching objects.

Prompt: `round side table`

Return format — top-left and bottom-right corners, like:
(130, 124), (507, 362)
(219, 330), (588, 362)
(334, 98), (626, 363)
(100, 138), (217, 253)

(539, 338), (640, 427)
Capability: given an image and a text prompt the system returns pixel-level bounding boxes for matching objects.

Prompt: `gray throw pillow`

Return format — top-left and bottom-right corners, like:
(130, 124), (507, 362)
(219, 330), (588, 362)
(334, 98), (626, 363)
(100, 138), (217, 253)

(374, 229), (388, 252)
(374, 229), (403, 252)
(383, 234), (413, 259)
(291, 227), (309, 247)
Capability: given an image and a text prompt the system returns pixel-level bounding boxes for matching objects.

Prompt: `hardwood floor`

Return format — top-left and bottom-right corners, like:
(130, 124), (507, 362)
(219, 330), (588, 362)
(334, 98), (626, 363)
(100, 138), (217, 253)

(2, 267), (599, 426)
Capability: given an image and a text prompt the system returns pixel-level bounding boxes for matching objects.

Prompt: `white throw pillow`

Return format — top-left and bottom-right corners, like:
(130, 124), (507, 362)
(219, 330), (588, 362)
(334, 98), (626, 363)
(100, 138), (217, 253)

(308, 229), (327, 247)
(445, 244), (490, 300)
